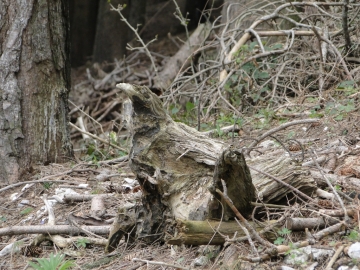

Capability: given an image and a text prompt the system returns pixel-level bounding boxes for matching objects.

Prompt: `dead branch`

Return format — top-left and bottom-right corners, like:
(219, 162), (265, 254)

(215, 180), (275, 249)
(0, 224), (110, 237)
(154, 23), (212, 90)
(0, 164), (88, 193)
(247, 119), (320, 152)
(132, 258), (189, 270)
(69, 122), (127, 152)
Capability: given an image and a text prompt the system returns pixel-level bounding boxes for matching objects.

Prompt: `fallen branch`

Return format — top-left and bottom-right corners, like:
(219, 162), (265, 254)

(132, 258), (189, 270)
(0, 164), (88, 193)
(247, 119), (320, 152)
(0, 224), (110, 237)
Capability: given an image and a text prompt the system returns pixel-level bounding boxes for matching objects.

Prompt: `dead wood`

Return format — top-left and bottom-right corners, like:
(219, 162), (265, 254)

(167, 220), (278, 246)
(106, 205), (137, 253)
(248, 155), (317, 203)
(285, 217), (339, 231)
(63, 194), (113, 203)
(153, 23), (211, 90)
(115, 83), (255, 243)
(0, 225), (110, 237)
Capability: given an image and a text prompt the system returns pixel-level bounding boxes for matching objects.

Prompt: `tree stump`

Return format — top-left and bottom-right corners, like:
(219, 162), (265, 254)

(116, 83), (255, 242)
(105, 84), (318, 251)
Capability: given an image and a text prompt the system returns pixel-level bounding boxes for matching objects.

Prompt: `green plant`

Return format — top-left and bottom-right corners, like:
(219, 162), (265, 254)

(284, 242), (297, 255)
(20, 207), (33, 216)
(346, 230), (360, 242)
(323, 99), (355, 121)
(336, 80), (358, 96)
(274, 228), (292, 245)
(0, 216), (6, 223)
(28, 253), (74, 270)
(274, 237), (285, 245)
(75, 238), (89, 249)
(42, 182), (53, 190)
(278, 228), (292, 236)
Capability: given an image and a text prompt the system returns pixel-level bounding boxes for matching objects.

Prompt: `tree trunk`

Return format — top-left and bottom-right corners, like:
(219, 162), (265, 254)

(0, 0), (73, 185)
(69, 0), (99, 67)
(93, 0), (129, 63)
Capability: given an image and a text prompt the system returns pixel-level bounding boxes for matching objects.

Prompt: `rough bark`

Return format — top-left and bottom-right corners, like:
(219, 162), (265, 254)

(249, 155), (317, 203)
(116, 83), (255, 243)
(0, 0), (73, 185)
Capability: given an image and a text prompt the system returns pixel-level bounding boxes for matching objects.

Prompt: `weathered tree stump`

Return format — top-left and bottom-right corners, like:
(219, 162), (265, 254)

(105, 84), (318, 251)
(116, 83), (255, 242)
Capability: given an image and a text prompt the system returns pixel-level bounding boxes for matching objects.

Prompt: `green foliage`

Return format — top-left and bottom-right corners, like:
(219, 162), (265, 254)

(274, 237), (285, 245)
(308, 96), (356, 120)
(254, 108), (276, 128)
(28, 253), (74, 270)
(0, 216), (6, 223)
(286, 131), (295, 139)
(20, 207), (33, 216)
(336, 80), (357, 95)
(109, 131), (118, 145)
(42, 182), (53, 190)
(346, 230), (360, 242)
(324, 99), (355, 121)
(169, 100), (199, 126)
(83, 138), (127, 163)
(75, 238), (90, 249)
(284, 242), (297, 255)
(227, 41), (282, 106)
(274, 228), (292, 245)
(278, 228), (292, 236)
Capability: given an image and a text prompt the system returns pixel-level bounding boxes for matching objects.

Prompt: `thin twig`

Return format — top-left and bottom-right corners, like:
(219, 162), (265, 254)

(69, 122), (127, 152)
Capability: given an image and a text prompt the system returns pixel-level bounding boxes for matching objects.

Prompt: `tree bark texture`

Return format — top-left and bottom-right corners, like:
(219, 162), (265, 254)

(0, 0), (73, 185)
(116, 83), (255, 242)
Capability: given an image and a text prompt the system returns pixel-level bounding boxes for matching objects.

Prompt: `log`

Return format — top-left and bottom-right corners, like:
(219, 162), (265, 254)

(116, 83), (255, 242)
(285, 217), (339, 231)
(153, 23), (211, 91)
(167, 220), (278, 245)
(249, 155), (317, 203)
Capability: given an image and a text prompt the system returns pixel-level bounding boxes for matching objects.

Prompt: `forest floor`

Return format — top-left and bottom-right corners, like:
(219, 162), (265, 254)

(1, 100), (360, 270)
(1, 34), (360, 270)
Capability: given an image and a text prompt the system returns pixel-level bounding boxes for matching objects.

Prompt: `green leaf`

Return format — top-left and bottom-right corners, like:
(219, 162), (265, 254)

(270, 43), (283, 50)
(185, 102), (195, 113)
(28, 253), (74, 270)
(171, 107), (180, 115)
(254, 70), (270, 79)
(20, 207), (33, 216)
(242, 62), (255, 73)
(337, 80), (355, 89)
(274, 237), (285, 245)
(249, 41), (257, 51)
(278, 228), (291, 236)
